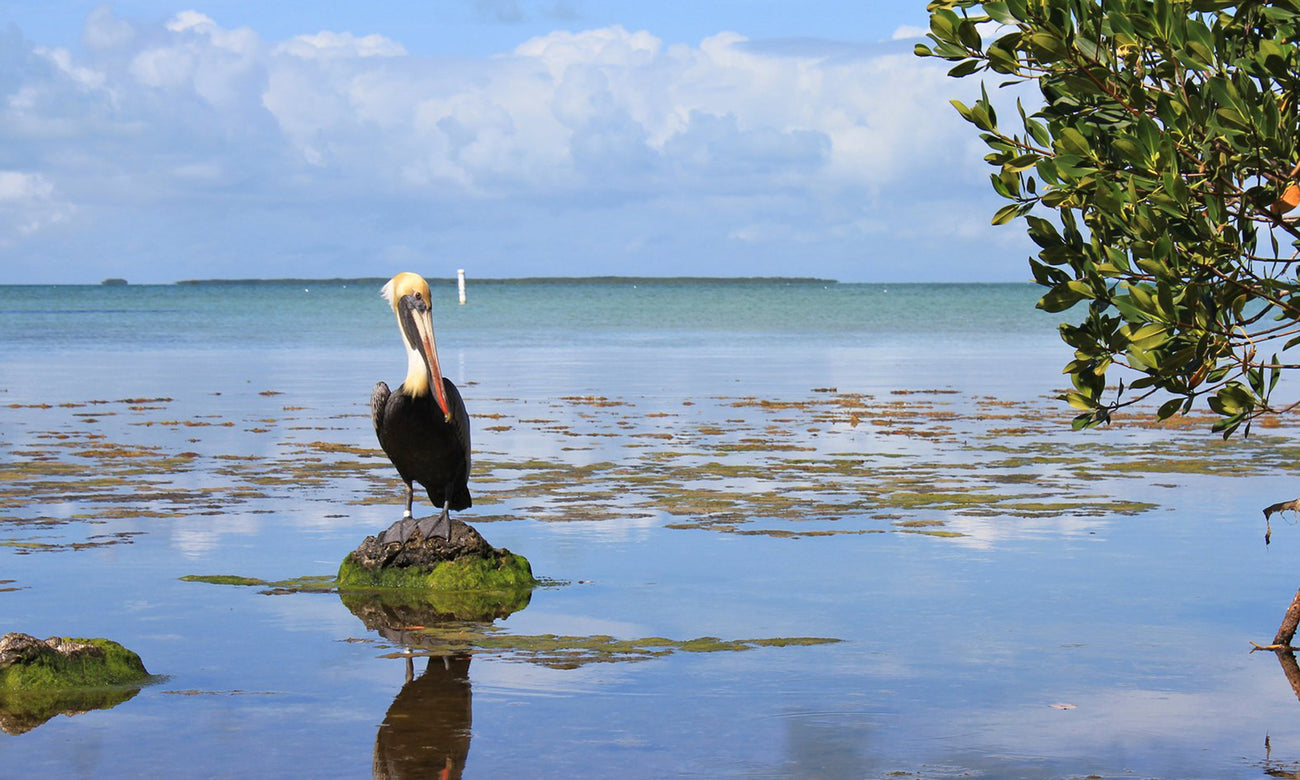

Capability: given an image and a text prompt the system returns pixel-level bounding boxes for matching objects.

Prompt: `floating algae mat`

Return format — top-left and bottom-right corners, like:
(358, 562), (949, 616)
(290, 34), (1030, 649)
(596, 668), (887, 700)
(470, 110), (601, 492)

(179, 574), (338, 592)
(180, 573), (837, 669)
(3, 386), (1295, 547)
(384, 631), (842, 670)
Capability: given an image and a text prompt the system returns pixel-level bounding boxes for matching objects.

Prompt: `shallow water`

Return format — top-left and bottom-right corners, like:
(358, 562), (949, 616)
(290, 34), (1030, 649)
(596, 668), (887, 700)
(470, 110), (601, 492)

(4, 280), (1300, 777)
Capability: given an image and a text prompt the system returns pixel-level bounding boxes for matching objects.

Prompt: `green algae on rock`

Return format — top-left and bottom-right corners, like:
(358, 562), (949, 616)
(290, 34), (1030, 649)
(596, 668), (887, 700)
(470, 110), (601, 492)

(337, 551), (536, 592)
(182, 526), (538, 597)
(0, 633), (150, 690)
(0, 633), (153, 734)
(337, 518), (537, 594)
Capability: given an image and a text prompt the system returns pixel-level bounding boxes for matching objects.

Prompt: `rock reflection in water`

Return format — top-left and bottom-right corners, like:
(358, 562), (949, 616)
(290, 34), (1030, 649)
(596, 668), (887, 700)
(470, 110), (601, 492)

(341, 586), (531, 636)
(0, 685), (142, 736)
(340, 583), (532, 779)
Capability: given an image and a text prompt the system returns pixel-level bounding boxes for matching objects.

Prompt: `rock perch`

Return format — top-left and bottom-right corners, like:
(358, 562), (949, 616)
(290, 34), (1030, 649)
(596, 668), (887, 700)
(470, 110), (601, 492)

(338, 517), (536, 593)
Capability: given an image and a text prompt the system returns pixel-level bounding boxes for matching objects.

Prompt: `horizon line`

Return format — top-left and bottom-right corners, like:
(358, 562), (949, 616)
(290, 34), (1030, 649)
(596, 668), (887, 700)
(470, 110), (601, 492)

(1, 275), (1042, 286)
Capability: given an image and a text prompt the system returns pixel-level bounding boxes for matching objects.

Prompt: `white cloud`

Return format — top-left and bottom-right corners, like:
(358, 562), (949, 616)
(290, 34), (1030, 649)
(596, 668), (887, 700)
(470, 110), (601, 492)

(129, 12), (263, 108)
(129, 44), (196, 88)
(274, 31), (408, 60)
(891, 24), (928, 40)
(514, 25), (662, 73)
(0, 171), (53, 201)
(0, 170), (71, 239)
(81, 5), (136, 53)
(165, 10), (217, 34)
(0, 12), (1018, 282)
(35, 46), (105, 89)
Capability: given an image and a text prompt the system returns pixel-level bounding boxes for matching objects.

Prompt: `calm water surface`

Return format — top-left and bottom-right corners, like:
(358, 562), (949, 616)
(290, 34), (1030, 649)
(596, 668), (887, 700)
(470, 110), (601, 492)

(2, 280), (1299, 777)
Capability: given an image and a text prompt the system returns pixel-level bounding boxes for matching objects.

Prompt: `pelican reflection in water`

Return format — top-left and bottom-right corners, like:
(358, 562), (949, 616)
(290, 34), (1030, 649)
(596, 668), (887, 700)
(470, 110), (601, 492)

(371, 272), (472, 542)
(373, 654), (473, 780)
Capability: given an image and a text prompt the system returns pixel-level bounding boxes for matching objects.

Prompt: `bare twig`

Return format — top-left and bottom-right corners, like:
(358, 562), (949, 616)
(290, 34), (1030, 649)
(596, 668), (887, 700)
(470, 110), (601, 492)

(1251, 641), (1300, 652)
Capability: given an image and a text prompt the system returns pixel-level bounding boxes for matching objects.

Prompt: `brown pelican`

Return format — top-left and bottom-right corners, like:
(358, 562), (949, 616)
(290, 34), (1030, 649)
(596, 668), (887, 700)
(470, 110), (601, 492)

(371, 272), (471, 542)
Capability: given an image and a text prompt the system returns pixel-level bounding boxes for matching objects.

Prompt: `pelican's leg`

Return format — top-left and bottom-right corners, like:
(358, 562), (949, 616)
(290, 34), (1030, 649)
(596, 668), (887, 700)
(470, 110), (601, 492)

(438, 500), (452, 541)
(376, 484), (418, 545)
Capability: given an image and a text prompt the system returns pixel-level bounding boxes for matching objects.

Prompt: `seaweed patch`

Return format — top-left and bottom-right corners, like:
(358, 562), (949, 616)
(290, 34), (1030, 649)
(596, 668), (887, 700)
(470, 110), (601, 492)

(1, 386), (1290, 551)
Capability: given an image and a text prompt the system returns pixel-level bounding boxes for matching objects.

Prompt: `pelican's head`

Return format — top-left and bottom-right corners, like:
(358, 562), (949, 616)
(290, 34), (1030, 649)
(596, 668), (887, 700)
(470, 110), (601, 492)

(381, 272), (452, 422)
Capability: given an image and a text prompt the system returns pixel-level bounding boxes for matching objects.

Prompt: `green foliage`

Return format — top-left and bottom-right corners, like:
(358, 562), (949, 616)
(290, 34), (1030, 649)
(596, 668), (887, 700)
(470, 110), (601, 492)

(919, 0), (1300, 436)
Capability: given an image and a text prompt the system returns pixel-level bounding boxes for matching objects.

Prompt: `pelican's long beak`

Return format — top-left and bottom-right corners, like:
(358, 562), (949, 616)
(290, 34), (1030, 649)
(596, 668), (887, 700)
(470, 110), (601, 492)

(398, 294), (453, 422)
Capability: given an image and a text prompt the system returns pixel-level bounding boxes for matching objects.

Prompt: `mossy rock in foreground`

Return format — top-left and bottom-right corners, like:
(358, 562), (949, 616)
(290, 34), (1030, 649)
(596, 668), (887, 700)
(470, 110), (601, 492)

(0, 633), (152, 735)
(338, 518), (537, 594)
(0, 633), (150, 691)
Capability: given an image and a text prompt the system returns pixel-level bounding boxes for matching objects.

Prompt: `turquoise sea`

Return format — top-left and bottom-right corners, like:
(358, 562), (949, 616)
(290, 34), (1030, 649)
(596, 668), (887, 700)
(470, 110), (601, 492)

(3, 278), (1300, 777)
(0, 279), (1065, 404)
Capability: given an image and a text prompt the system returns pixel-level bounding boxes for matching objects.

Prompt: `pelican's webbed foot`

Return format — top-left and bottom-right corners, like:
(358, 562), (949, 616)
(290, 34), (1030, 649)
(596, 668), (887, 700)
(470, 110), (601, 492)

(413, 511), (451, 542)
(376, 511), (452, 545)
(376, 516), (419, 545)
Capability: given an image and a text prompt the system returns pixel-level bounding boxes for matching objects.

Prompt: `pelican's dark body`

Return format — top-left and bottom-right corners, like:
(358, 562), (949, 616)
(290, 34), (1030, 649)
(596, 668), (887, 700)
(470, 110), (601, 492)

(371, 378), (472, 512)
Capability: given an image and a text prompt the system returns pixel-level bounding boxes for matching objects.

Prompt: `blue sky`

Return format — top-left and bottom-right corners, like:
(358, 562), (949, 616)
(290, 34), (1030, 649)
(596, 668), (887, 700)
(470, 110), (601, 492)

(0, 1), (1033, 283)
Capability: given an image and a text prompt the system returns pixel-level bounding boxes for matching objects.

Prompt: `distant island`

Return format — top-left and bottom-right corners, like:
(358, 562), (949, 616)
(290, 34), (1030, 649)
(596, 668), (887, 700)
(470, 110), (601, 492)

(101, 278), (128, 286)
(175, 275), (839, 285)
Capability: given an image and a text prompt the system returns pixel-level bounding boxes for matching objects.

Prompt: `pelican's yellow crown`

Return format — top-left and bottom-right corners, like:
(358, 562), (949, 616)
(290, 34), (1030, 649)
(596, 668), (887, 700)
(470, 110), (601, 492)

(380, 272), (432, 312)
